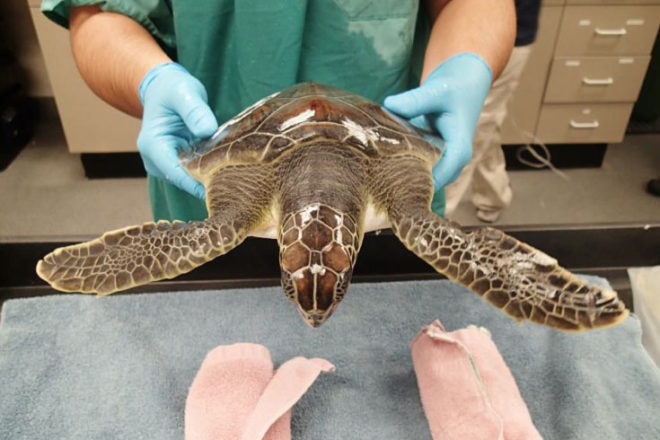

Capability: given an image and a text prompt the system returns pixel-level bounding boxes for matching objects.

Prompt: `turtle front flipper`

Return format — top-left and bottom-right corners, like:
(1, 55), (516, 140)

(38, 163), (277, 296)
(393, 219), (628, 330)
(369, 155), (628, 331)
(37, 219), (243, 295)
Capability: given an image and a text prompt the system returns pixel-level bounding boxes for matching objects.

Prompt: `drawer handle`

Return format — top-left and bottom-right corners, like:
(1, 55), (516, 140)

(570, 120), (600, 129)
(582, 77), (614, 85)
(594, 27), (627, 36)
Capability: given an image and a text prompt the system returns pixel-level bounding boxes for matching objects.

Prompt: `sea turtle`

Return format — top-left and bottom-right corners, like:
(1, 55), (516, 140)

(37, 82), (627, 330)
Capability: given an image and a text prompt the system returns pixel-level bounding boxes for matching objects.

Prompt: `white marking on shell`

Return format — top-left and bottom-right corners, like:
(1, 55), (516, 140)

(278, 108), (316, 131)
(342, 117), (400, 146)
(380, 136), (400, 144)
(342, 118), (371, 145)
(236, 91), (280, 120)
(210, 91), (281, 143)
(310, 264), (326, 275)
(292, 269), (306, 280)
(299, 204), (319, 225)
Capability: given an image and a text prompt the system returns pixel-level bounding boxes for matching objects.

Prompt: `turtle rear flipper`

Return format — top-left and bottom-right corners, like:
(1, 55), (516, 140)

(36, 218), (241, 295)
(369, 155), (628, 331)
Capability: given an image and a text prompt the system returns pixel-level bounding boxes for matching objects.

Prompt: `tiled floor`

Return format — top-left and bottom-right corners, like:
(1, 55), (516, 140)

(0, 118), (150, 240)
(0, 116), (658, 241)
(452, 135), (660, 226)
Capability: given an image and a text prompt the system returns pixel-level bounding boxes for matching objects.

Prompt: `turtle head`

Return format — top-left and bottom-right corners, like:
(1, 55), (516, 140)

(278, 204), (360, 328)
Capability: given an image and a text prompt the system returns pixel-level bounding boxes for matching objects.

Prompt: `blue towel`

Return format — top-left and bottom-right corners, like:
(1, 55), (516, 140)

(1, 277), (658, 439)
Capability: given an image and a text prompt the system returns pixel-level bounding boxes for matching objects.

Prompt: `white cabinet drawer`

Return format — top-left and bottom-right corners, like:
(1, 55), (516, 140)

(545, 56), (650, 103)
(502, 6), (564, 144)
(555, 6), (660, 56)
(536, 103), (633, 143)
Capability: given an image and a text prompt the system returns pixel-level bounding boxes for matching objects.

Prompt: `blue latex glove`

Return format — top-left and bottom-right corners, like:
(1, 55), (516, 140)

(137, 62), (219, 199)
(384, 53), (492, 191)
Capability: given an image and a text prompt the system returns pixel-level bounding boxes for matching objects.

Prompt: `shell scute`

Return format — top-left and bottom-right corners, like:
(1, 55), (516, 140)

(182, 82), (442, 177)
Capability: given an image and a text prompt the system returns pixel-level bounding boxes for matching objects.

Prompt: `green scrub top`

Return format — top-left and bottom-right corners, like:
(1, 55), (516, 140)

(42, 0), (445, 220)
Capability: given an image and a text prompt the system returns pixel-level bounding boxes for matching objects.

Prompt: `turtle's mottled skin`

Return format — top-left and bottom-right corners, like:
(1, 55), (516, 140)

(37, 83), (628, 330)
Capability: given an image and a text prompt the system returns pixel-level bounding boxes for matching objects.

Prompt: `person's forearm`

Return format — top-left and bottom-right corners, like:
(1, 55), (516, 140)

(422, 0), (515, 82)
(69, 6), (171, 117)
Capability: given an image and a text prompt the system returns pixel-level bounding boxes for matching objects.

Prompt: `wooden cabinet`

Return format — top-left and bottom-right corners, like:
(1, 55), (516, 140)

(545, 56), (650, 103)
(536, 103), (634, 143)
(555, 6), (660, 56)
(501, 6), (563, 143)
(502, 1), (659, 145)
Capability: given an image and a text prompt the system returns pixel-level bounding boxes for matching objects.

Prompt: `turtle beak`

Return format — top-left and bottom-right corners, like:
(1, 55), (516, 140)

(308, 317), (324, 328)
(298, 304), (339, 328)
(281, 265), (346, 328)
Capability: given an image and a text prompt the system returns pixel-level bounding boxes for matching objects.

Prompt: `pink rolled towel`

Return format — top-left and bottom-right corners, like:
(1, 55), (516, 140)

(185, 343), (334, 440)
(452, 325), (543, 440)
(185, 343), (282, 440)
(411, 320), (542, 440)
(240, 357), (335, 440)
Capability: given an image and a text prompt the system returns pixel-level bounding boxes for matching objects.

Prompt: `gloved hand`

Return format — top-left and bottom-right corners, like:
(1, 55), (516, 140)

(384, 53), (492, 191)
(137, 62), (218, 199)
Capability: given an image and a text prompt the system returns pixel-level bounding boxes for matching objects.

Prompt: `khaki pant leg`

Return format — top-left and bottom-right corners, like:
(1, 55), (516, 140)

(444, 46), (532, 218)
